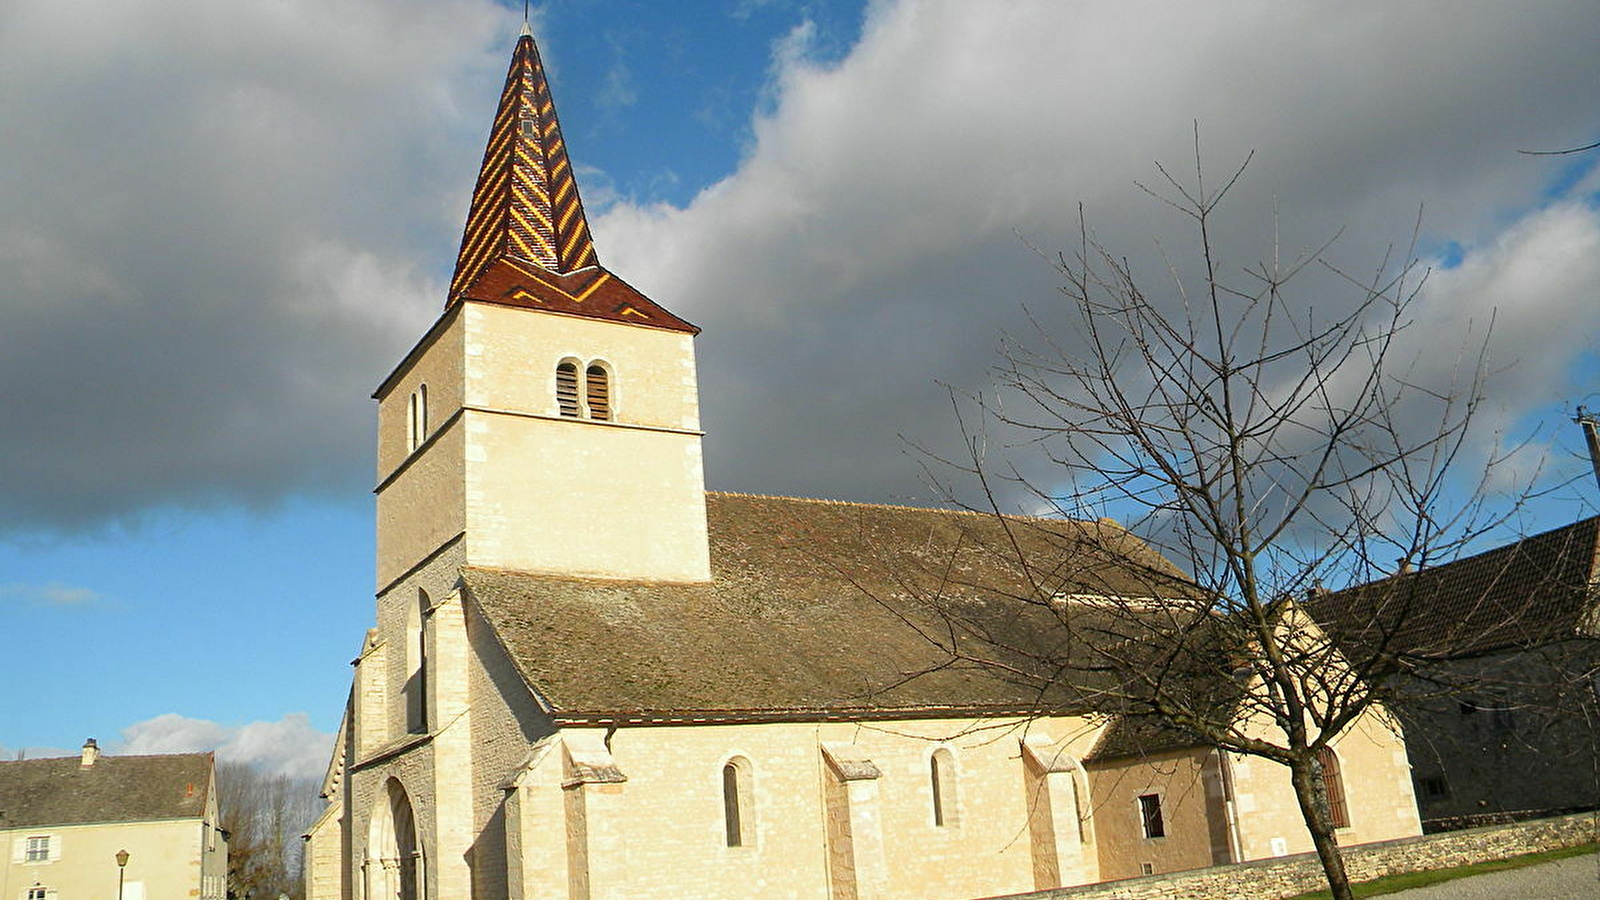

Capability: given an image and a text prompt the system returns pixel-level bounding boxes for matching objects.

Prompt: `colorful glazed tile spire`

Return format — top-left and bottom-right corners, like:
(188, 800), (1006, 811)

(445, 29), (697, 334)
(449, 26), (598, 298)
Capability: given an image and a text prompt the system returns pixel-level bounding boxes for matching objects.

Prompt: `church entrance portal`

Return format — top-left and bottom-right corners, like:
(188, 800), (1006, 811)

(365, 778), (424, 900)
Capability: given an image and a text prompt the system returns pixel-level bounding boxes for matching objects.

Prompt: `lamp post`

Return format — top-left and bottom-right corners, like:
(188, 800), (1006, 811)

(115, 849), (130, 900)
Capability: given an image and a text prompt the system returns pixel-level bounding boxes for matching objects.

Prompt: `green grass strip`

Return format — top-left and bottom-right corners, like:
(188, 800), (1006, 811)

(1283, 841), (1598, 900)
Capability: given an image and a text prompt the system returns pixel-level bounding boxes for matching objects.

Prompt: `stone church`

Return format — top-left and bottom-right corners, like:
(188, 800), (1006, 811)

(305, 26), (1422, 900)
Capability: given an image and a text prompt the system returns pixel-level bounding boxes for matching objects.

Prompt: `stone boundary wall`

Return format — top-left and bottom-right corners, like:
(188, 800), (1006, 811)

(1424, 805), (1597, 833)
(989, 811), (1599, 900)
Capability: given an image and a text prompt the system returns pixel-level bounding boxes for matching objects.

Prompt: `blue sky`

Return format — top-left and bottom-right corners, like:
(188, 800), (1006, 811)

(2, 0), (1598, 776)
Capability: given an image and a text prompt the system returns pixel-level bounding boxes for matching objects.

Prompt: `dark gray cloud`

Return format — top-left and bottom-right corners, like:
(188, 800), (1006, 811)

(3, 0), (1598, 533)
(0, 0), (511, 531)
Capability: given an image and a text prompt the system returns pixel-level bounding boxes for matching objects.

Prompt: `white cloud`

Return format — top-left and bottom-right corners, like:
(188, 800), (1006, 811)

(0, 581), (102, 607)
(117, 712), (334, 782)
(595, 0), (1600, 506)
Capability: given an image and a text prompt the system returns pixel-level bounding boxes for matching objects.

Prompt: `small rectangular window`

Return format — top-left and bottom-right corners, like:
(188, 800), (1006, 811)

(28, 888), (46, 900)
(1420, 775), (1450, 800)
(1139, 862), (1154, 876)
(25, 835), (50, 861)
(1138, 794), (1165, 839)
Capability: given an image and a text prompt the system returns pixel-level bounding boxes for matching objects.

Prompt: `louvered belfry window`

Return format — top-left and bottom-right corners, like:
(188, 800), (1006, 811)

(556, 362), (580, 417)
(1317, 747), (1350, 828)
(586, 364), (611, 421)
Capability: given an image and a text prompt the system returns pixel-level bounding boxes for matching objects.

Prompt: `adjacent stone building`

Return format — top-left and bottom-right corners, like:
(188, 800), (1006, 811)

(1316, 515), (1600, 824)
(0, 742), (227, 900)
(305, 25), (1423, 900)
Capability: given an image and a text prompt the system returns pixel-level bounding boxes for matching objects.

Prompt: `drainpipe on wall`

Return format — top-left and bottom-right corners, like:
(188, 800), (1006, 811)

(1217, 750), (1245, 864)
(1576, 407), (1600, 495)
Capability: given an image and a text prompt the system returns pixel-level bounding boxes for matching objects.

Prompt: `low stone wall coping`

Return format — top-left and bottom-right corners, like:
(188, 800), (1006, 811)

(985, 810), (1599, 900)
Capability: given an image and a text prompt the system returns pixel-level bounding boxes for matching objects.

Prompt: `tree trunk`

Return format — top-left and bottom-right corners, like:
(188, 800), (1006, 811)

(1288, 755), (1353, 900)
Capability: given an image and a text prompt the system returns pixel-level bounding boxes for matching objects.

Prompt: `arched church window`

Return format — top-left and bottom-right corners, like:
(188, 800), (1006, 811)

(585, 363), (611, 421)
(1316, 747), (1349, 828)
(722, 757), (753, 847)
(556, 361), (581, 417)
(406, 385), (429, 452)
(405, 590), (429, 734)
(931, 748), (959, 827)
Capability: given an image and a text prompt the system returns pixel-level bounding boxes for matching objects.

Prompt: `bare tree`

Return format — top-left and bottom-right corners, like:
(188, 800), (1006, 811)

(217, 762), (320, 900)
(895, 137), (1579, 900)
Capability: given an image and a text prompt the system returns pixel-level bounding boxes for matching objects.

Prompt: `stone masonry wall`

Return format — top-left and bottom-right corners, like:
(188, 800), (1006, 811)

(990, 810), (1598, 900)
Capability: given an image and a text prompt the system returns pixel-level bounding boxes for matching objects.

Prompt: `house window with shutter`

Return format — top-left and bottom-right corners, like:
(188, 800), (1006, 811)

(1138, 794), (1165, 839)
(1317, 747), (1350, 828)
(556, 361), (581, 417)
(585, 364), (611, 421)
(25, 835), (49, 862)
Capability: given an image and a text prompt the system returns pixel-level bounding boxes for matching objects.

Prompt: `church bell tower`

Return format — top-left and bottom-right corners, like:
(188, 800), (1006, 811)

(372, 25), (711, 591)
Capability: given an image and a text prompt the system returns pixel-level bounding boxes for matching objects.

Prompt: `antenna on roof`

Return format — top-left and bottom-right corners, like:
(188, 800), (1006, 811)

(1575, 406), (1600, 495)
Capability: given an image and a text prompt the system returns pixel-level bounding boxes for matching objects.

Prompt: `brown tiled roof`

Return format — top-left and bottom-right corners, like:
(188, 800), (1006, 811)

(458, 258), (697, 334)
(0, 753), (212, 828)
(1085, 715), (1210, 762)
(1314, 516), (1600, 658)
(466, 492), (1200, 723)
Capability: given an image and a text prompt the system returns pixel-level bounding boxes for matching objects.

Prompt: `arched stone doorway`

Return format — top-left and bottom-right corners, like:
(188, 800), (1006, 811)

(365, 778), (425, 900)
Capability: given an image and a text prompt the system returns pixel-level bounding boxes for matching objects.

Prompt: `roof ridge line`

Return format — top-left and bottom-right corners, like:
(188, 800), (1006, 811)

(705, 489), (1104, 526)
(1404, 513), (1600, 577)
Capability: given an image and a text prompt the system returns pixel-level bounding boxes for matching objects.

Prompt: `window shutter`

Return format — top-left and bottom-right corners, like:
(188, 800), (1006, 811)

(556, 363), (580, 417)
(48, 833), (61, 860)
(123, 882), (145, 900)
(1317, 747), (1350, 828)
(585, 365), (611, 421)
(11, 837), (24, 863)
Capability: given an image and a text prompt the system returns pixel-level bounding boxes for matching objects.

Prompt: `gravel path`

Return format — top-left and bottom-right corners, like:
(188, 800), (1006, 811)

(1381, 853), (1600, 899)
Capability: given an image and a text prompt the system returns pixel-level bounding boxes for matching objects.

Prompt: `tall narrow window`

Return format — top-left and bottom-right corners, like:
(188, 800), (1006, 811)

(1316, 747), (1350, 828)
(931, 748), (958, 827)
(585, 364), (611, 421)
(1138, 794), (1165, 838)
(407, 391), (419, 451)
(405, 590), (429, 735)
(722, 757), (751, 847)
(556, 362), (580, 417)
(417, 384), (428, 437)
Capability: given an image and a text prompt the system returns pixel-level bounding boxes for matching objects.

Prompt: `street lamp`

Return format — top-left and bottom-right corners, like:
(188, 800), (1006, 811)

(115, 849), (130, 900)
